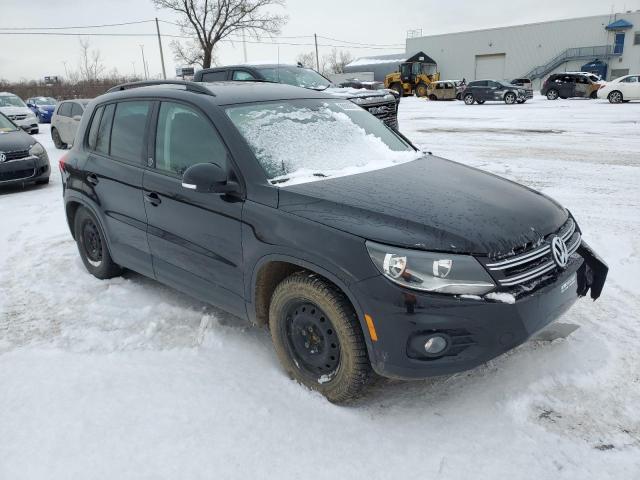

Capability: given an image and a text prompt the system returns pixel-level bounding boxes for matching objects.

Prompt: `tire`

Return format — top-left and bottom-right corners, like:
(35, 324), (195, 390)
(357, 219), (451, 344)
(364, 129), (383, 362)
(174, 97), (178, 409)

(476, 99), (485, 104)
(51, 127), (67, 149)
(590, 91), (598, 99)
(516, 99), (525, 104)
(608, 90), (623, 104)
(269, 272), (372, 403)
(31, 129), (39, 135)
(389, 83), (403, 97)
(464, 93), (475, 105)
(504, 92), (517, 104)
(546, 89), (559, 100)
(456, 93), (462, 100)
(74, 207), (122, 279)
(415, 82), (428, 98)
(428, 94), (437, 101)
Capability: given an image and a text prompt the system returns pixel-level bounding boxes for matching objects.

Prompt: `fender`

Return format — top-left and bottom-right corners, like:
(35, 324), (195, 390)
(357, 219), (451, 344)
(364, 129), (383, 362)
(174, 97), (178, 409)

(64, 189), (115, 252)
(247, 253), (378, 359)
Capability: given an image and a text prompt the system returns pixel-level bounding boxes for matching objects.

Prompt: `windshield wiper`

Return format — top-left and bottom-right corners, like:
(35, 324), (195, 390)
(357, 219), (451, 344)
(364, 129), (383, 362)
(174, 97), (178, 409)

(270, 178), (290, 185)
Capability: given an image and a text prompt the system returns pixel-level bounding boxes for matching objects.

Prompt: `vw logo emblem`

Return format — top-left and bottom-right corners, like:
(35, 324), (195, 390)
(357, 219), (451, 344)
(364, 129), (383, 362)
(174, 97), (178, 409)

(551, 236), (569, 268)
(0, 152), (6, 163)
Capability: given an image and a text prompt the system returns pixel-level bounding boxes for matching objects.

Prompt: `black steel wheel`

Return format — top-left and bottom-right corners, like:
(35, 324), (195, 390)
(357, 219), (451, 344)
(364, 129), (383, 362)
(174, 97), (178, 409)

(269, 272), (372, 403)
(74, 207), (122, 279)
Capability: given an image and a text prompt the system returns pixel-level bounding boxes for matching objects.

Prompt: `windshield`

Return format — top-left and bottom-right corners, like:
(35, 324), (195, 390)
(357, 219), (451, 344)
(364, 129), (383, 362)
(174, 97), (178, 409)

(226, 99), (420, 186)
(256, 66), (331, 90)
(34, 97), (56, 106)
(0, 113), (18, 132)
(0, 94), (27, 108)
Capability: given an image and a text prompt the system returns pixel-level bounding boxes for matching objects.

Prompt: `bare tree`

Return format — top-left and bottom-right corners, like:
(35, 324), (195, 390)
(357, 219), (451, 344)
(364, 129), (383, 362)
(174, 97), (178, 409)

(153, 0), (288, 68)
(77, 38), (106, 82)
(324, 48), (354, 74)
(295, 51), (316, 69)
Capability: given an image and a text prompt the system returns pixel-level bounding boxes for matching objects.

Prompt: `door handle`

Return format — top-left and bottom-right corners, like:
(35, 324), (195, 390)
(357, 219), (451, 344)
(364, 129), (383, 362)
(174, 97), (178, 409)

(144, 191), (162, 206)
(86, 173), (99, 186)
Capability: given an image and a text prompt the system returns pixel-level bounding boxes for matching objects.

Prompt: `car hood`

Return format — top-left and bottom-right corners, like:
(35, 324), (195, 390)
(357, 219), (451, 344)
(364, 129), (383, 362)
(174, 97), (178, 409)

(36, 105), (56, 111)
(321, 86), (395, 102)
(278, 156), (568, 255)
(0, 106), (32, 116)
(0, 129), (36, 151)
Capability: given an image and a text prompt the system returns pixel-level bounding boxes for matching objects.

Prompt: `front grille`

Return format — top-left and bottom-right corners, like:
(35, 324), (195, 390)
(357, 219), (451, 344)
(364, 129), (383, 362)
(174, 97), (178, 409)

(7, 114), (27, 121)
(0, 168), (35, 182)
(365, 101), (398, 128)
(1, 149), (30, 161)
(482, 218), (581, 288)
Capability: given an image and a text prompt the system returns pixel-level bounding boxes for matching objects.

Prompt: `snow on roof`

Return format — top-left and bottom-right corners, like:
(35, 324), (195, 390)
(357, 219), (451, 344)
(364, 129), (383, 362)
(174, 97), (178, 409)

(346, 54), (407, 68)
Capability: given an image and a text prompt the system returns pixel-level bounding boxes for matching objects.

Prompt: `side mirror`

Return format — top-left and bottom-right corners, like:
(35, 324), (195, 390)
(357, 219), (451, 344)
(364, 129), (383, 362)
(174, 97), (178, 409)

(182, 162), (239, 194)
(73, 115), (82, 121)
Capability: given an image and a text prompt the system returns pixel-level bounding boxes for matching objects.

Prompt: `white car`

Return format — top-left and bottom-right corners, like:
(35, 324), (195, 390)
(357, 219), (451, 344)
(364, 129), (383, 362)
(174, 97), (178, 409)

(50, 99), (90, 149)
(0, 92), (39, 134)
(597, 75), (640, 103)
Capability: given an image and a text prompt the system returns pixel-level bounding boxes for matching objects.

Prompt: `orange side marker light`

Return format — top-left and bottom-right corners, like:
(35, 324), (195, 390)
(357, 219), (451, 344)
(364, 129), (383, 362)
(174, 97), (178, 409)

(364, 314), (378, 342)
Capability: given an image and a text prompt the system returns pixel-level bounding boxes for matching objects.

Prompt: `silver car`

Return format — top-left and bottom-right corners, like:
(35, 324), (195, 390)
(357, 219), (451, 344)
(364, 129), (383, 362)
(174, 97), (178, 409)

(0, 92), (39, 134)
(50, 99), (90, 149)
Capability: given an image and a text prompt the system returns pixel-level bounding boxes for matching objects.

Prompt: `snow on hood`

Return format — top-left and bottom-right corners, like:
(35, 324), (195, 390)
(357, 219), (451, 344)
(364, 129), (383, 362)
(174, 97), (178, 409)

(323, 86), (394, 100)
(0, 106), (33, 115)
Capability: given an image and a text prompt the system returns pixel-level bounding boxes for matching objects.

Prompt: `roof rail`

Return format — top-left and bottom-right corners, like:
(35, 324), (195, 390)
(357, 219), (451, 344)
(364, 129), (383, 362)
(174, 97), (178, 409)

(106, 80), (215, 96)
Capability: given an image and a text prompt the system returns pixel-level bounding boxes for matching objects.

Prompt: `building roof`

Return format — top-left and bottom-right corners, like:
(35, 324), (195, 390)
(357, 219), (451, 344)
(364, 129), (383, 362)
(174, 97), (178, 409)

(605, 19), (633, 30)
(346, 51), (436, 68)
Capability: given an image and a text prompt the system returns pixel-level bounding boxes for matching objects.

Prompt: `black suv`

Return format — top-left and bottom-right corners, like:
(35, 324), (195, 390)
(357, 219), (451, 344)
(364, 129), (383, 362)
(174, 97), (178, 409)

(462, 80), (527, 105)
(541, 73), (599, 100)
(60, 80), (607, 403)
(194, 64), (399, 129)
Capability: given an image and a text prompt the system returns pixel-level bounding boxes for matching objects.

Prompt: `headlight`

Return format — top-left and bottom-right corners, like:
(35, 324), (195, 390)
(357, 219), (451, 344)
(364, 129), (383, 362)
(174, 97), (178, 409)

(29, 142), (48, 160)
(366, 241), (496, 295)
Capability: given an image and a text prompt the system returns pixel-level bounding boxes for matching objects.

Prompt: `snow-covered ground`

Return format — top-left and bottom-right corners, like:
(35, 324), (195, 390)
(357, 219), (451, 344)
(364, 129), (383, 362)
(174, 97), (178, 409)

(1, 96), (639, 479)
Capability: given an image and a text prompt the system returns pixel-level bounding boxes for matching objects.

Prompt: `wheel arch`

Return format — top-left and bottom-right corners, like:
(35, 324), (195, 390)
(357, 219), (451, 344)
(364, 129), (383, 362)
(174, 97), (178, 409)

(64, 193), (114, 252)
(248, 254), (376, 358)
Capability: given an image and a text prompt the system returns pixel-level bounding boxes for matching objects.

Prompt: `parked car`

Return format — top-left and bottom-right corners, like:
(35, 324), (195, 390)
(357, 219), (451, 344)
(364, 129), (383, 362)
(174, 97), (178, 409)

(510, 78), (534, 101)
(26, 96), (57, 123)
(597, 74), (640, 103)
(0, 111), (50, 186)
(0, 92), (39, 134)
(541, 73), (600, 100)
(60, 80), (607, 403)
(462, 80), (527, 105)
(51, 99), (89, 149)
(424, 80), (464, 101)
(194, 64), (399, 129)
(338, 79), (401, 104)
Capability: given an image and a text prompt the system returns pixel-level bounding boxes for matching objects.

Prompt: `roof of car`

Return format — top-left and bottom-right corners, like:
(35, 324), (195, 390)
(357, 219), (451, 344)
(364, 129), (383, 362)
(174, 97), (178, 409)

(101, 81), (335, 106)
(202, 64), (299, 70)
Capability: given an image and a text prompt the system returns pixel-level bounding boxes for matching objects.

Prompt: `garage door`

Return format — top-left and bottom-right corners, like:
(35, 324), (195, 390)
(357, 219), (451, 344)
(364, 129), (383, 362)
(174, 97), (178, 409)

(475, 54), (506, 80)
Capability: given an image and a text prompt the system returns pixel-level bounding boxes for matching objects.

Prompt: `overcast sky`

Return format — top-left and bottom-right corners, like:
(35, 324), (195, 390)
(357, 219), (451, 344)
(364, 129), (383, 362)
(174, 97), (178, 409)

(0, 0), (638, 81)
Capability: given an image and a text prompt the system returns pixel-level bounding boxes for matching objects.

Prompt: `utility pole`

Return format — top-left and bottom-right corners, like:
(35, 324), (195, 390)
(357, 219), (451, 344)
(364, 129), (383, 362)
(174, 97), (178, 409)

(140, 44), (148, 80)
(62, 61), (69, 79)
(242, 29), (248, 63)
(155, 18), (167, 79)
(314, 33), (320, 72)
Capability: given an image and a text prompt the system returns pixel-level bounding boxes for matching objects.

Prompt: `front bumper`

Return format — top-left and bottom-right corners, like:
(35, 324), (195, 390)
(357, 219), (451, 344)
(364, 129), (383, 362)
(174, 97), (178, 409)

(13, 117), (39, 132)
(351, 242), (607, 379)
(36, 110), (53, 123)
(0, 155), (50, 186)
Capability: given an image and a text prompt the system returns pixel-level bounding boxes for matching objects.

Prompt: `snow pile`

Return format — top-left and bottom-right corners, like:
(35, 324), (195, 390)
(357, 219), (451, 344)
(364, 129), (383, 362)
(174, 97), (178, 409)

(229, 104), (421, 186)
(485, 292), (517, 304)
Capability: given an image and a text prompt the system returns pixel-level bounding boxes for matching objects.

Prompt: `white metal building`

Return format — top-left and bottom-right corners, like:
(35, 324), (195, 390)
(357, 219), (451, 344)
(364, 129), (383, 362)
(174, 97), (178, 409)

(405, 12), (640, 87)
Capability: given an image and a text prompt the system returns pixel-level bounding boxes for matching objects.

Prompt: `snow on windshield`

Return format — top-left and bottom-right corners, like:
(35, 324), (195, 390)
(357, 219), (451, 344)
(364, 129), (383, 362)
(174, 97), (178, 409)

(227, 101), (421, 186)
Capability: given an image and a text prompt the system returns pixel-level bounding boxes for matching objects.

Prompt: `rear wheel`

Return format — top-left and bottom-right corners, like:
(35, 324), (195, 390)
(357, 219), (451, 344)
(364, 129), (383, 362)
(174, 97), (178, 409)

(51, 127), (67, 149)
(546, 89), (559, 100)
(590, 91), (598, 99)
(608, 90), (623, 104)
(74, 207), (122, 279)
(504, 92), (517, 104)
(415, 82), (428, 98)
(464, 93), (475, 105)
(269, 272), (372, 403)
(428, 94), (437, 101)
(476, 99), (485, 104)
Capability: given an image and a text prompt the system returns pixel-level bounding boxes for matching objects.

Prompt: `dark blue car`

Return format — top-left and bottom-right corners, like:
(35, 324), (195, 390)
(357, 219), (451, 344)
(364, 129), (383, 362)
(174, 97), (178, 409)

(26, 96), (57, 123)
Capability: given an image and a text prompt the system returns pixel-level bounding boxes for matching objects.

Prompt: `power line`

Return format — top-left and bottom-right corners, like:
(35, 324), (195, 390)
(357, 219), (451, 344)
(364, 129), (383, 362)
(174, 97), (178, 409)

(318, 35), (405, 47)
(0, 20), (155, 30)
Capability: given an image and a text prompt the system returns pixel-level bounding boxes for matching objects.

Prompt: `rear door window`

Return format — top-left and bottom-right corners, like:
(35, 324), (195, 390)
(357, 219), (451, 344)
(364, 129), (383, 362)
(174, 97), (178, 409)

(95, 103), (115, 155)
(87, 106), (104, 150)
(70, 103), (84, 118)
(110, 101), (151, 164)
(232, 70), (256, 81)
(202, 70), (228, 81)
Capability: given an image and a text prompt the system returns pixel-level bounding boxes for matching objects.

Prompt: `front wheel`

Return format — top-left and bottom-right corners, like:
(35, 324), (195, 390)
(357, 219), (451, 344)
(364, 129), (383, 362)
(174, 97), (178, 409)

(504, 92), (517, 104)
(608, 91), (623, 104)
(269, 272), (372, 403)
(415, 83), (428, 98)
(464, 94), (475, 105)
(74, 207), (123, 279)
